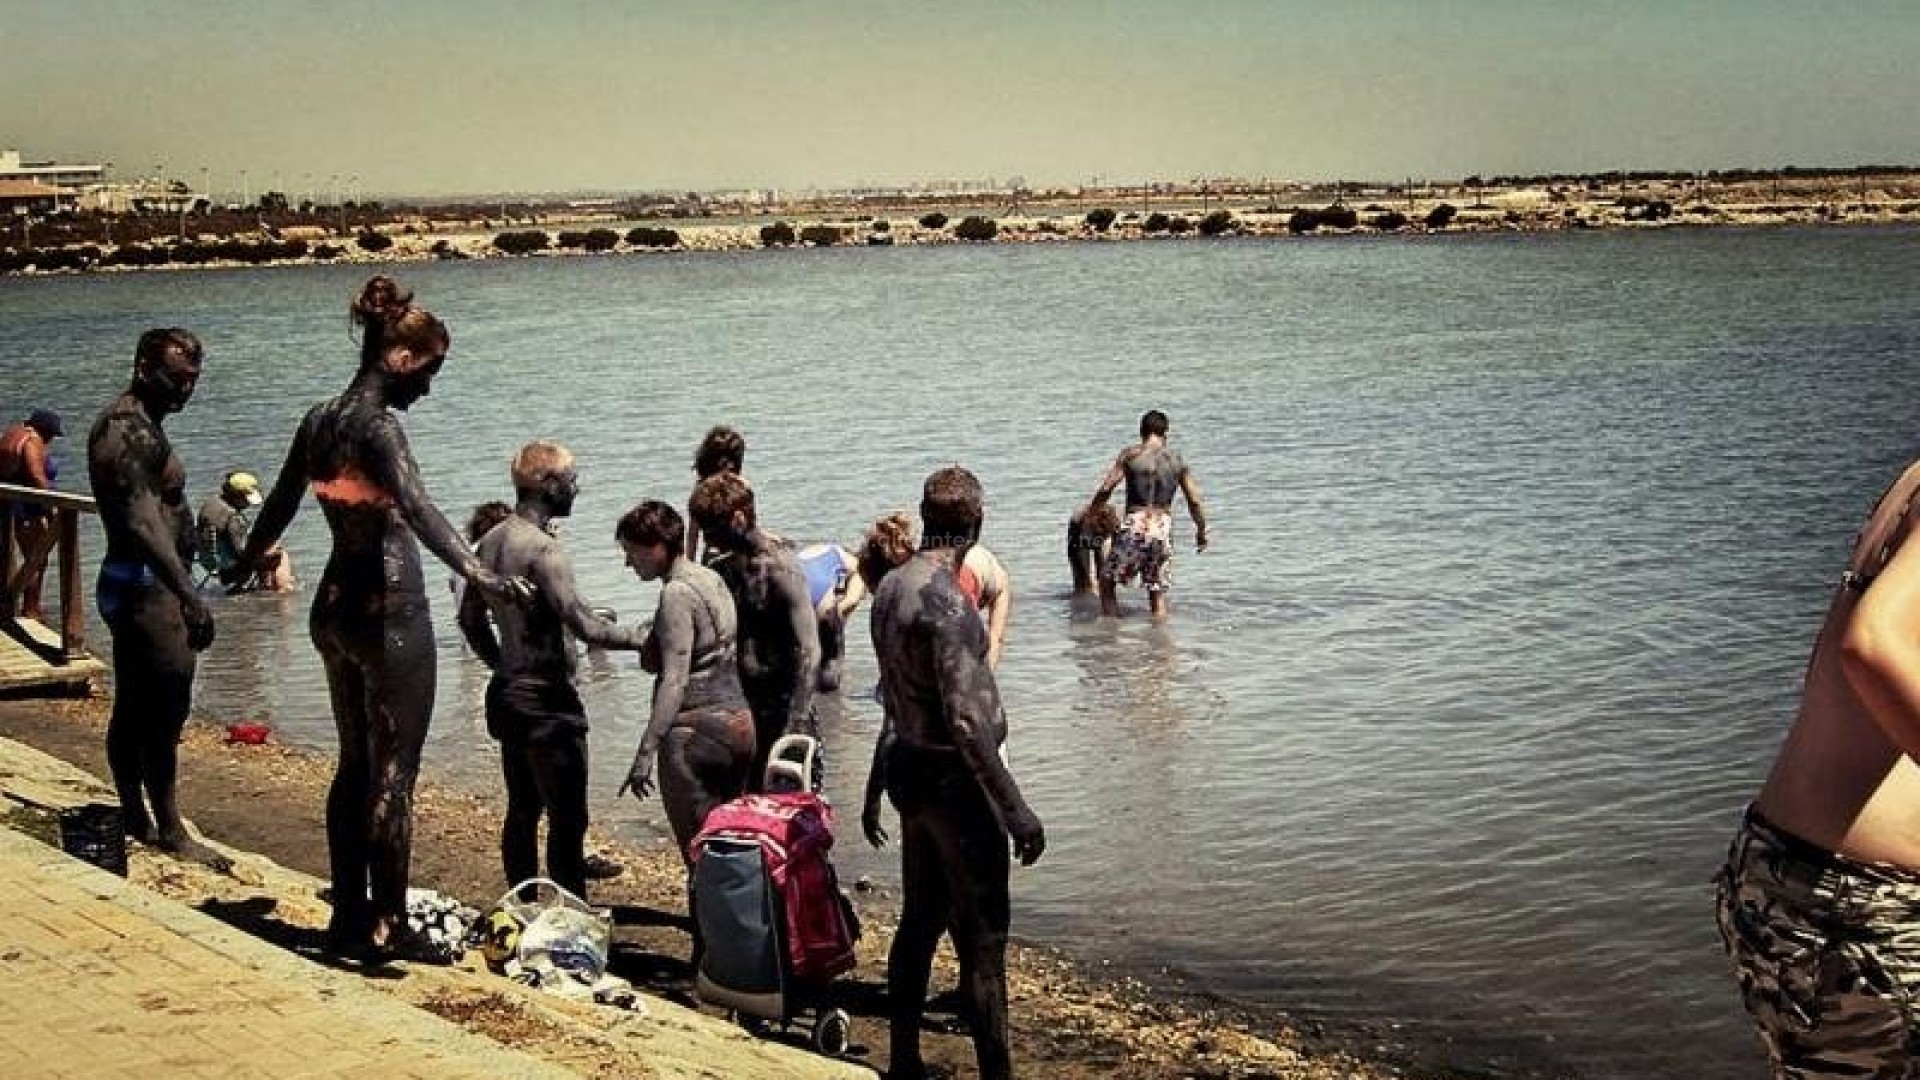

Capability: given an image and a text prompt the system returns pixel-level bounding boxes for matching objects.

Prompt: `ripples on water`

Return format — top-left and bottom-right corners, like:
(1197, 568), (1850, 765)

(7, 227), (1920, 1079)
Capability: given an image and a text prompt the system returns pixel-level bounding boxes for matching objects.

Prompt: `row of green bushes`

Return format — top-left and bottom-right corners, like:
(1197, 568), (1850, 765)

(510, 205), (1460, 258)
(899, 205), (1442, 239)
(0, 236), (379, 273)
(493, 227), (685, 255)
(0, 226), (417, 273)
(111, 238), (321, 266)
(754, 214), (1002, 247)
(1284, 203), (1457, 232)
(0, 246), (104, 272)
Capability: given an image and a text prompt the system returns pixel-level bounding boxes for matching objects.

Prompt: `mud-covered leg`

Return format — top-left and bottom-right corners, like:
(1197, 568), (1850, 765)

(141, 642), (230, 872)
(528, 733), (589, 900)
(104, 673), (154, 843)
(887, 810), (952, 1080)
(364, 605), (433, 952)
(945, 799), (1015, 1080)
(319, 642), (373, 950)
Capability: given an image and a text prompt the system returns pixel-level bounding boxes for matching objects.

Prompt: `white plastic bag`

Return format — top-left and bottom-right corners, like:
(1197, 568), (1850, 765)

(493, 878), (612, 989)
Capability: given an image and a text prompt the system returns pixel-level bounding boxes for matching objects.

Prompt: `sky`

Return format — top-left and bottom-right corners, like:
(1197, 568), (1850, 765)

(5, 0), (1919, 200)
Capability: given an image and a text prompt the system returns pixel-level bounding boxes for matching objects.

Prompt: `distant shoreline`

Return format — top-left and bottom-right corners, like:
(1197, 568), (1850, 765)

(8, 180), (1920, 276)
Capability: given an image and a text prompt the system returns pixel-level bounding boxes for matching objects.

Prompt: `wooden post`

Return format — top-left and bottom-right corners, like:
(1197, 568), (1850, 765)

(58, 509), (83, 660)
(0, 494), (15, 621)
(0, 483), (98, 664)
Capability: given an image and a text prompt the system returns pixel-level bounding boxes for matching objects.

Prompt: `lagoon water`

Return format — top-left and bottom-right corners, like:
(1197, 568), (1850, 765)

(9, 226), (1920, 1078)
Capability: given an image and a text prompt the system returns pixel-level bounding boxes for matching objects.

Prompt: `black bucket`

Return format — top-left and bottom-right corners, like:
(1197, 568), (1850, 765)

(58, 802), (127, 877)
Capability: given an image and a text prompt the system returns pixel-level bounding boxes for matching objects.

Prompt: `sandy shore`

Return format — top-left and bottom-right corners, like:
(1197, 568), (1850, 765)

(0, 693), (1471, 1080)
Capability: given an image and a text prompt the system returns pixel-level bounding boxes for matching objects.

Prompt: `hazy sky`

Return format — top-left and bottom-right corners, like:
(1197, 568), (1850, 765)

(5, 0), (1917, 198)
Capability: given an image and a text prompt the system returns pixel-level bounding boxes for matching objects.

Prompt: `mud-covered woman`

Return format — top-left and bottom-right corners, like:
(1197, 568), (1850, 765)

(235, 276), (530, 959)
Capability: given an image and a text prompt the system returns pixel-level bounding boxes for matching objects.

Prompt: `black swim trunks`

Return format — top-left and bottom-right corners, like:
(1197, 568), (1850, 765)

(486, 676), (588, 746)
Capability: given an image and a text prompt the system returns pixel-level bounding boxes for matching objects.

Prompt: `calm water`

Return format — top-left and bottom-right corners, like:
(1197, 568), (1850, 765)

(8, 227), (1920, 1079)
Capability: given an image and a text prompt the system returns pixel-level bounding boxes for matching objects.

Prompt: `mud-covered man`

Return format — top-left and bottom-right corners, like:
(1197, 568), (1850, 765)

(686, 472), (819, 789)
(867, 465), (1045, 1080)
(87, 329), (226, 867)
(1092, 409), (1209, 618)
(459, 440), (644, 901)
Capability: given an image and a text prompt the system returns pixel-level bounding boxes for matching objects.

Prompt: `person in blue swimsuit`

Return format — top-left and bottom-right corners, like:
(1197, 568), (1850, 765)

(794, 541), (863, 692)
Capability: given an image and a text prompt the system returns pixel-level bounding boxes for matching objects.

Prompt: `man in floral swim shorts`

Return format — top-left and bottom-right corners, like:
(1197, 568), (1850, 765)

(1089, 409), (1208, 619)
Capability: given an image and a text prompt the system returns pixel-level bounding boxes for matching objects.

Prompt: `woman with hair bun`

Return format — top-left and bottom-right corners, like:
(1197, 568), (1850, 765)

(235, 275), (532, 961)
(685, 425), (746, 564)
(855, 510), (917, 593)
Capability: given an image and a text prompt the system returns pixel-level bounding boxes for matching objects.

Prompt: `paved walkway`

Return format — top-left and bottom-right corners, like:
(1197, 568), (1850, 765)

(0, 824), (584, 1080)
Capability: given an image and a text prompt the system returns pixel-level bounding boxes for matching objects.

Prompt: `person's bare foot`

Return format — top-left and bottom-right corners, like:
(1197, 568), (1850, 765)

(155, 829), (234, 874)
(364, 916), (450, 965)
(122, 815), (156, 845)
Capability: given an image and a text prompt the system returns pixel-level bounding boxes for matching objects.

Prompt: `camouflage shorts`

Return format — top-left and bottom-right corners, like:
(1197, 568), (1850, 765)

(1103, 510), (1174, 594)
(1714, 807), (1920, 1078)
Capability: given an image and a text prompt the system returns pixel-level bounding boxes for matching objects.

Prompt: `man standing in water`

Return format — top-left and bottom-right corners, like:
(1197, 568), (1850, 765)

(1717, 460), (1920, 1076)
(1090, 409), (1209, 619)
(87, 330), (225, 867)
(868, 465), (1045, 1080)
(459, 441), (644, 901)
(687, 472), (819, 789)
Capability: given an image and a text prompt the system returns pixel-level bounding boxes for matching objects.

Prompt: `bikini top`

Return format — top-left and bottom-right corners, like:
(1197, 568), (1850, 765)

(311, 463), (397, 509)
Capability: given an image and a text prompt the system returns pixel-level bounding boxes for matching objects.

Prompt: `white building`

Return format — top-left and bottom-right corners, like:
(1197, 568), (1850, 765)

(2, 149), (206, 214)
(76, 181), (206, 215)
(0, 149), (106, 190)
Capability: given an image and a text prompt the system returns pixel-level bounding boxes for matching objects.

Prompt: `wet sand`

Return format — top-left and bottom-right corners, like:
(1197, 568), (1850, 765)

(0, 693), (1465, 1080)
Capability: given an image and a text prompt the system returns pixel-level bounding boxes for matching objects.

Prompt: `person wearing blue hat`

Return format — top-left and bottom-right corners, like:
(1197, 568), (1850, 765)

(1, 408), (65, 620)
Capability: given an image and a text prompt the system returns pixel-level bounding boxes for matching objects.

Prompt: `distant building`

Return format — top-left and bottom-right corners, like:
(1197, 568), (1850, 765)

(76, 181), (207, 215)
(0, 179), (71, 217)
(2, 150), (206, 215)
(0, 149), (106, 191)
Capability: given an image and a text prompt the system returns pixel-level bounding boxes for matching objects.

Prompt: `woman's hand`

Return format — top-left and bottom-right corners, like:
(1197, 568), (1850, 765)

(618, 752), (656, 800)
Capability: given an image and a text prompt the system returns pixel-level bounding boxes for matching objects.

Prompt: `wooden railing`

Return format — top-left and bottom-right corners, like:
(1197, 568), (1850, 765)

(0, 482), (98, 661)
